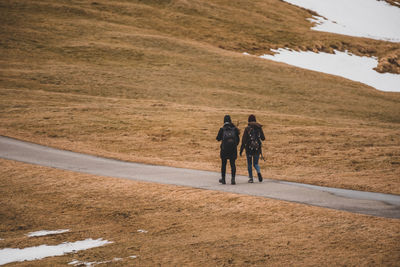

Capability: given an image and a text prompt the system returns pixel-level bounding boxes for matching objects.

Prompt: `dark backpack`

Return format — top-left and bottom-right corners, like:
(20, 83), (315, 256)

(247, 127), (261, 155)
(222, 126), (236, 153)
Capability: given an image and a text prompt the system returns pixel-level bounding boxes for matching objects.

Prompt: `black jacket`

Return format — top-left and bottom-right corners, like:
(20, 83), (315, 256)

(216, 122), (240, 159)
(240, 122), (265, 155)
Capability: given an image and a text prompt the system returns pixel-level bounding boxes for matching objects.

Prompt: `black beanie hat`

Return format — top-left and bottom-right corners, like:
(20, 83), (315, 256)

(224, 115), (232, 123)
(248, 114), (256, 122)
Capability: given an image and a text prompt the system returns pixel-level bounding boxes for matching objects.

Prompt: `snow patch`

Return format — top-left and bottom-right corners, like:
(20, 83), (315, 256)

(0, 238), (112, 265)
(284, 0), (400, 42)
(260, 49), (400, 92)
(27, 229), (70, 237)
(69, 257), (122, 266)
(306, 15), (324, 25)
(69, 256), (137, 266)
(69, 260), (97, 267)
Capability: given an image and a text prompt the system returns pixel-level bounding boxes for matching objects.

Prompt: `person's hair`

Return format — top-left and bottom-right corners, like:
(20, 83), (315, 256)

(248, 114), (256, 122)
(223, 115), (239, 132)
(224, 115), (232, 123)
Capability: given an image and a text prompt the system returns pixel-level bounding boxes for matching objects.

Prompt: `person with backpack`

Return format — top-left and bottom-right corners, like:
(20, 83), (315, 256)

(240, 114), (265, 183)
(216, 115), (240, 185)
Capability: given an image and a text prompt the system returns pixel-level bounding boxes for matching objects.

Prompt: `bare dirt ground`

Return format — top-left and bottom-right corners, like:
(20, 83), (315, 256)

(1, 159), (399, 266)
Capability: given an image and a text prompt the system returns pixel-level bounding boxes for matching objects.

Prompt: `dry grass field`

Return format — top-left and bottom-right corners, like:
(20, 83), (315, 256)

(1, 159), (399, 266)
(1, 0), (399, 194)
(0, 1), (400, 265)
(1, 87), (400, 194)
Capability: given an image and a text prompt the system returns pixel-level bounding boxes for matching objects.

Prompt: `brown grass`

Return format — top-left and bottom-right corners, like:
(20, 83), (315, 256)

(1, 87), (399, 194)
(1, 1), (399, 266)
(385, 0), (400, 8)
(0, 0), (399, 193)
(1, 0), (399, 73)
(1, 159), (399, 266)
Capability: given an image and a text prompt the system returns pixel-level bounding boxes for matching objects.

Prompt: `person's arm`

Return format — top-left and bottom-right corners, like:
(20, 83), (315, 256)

(235, 127), (240, 145)
(240, 128), (247, 155)
(216, 128), (223, 141)
(260, 127), (265, 141)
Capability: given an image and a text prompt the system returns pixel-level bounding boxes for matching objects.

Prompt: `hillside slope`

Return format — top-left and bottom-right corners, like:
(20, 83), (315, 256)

(1, 0), (399, 193)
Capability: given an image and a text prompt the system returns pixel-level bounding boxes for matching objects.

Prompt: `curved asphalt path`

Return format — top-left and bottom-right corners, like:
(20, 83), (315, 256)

(1, 136), (399, 219)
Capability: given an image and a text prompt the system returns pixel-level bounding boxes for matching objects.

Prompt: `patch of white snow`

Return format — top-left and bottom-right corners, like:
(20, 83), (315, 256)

(260, 49), (400, 92)
(69, 259), (96, 266)
(306, 15), (324, 25)
(0, 238), (112, 265)
(283, 0), (400, 42)
(68, 257), (124, 266)
(27, 229), (70, 237)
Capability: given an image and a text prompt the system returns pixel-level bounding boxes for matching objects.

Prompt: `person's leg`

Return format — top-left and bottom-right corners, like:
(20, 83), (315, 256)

(246, 153), (254, 183)
(230, 158), (236, 185)
(253, 153), (263, 182)
(219, 158), (227, 184)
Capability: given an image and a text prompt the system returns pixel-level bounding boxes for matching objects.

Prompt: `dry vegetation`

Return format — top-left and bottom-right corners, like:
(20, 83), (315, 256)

(385, 0), (400, 8)
(1, 159), (399, 266)
(1, 88), (400, 194)
(2, 1), (400, 265)
(1, 0), (400, 194)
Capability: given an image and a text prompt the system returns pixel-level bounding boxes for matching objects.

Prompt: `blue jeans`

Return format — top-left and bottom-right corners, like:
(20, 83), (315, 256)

(246, 153), (260, 178)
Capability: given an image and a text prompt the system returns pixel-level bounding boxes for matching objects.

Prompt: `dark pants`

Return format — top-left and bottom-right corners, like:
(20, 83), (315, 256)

(246, 153), (261, 178)
(221, 157), (236, 179)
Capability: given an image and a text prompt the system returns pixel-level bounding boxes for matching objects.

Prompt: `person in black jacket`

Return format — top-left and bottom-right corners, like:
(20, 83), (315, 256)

(240, 114), (265, 183)
(216, 115), (240, 185)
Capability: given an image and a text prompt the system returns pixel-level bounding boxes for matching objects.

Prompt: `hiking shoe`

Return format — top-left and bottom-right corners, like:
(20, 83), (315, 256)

(219, 178), (226, 184)
(257, 173), (263, 182)
(231, 178), (236, 185)
(248, 178), (254, 183)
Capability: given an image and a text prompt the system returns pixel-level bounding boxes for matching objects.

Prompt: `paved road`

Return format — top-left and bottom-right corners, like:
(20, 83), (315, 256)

(1, 136), (399, 219)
